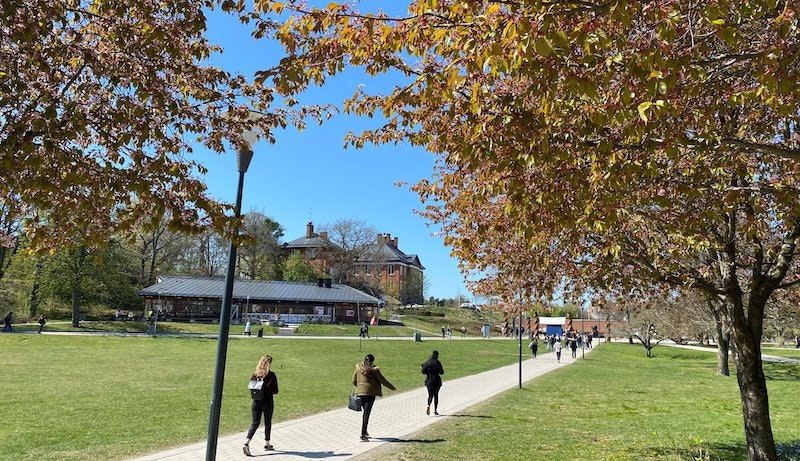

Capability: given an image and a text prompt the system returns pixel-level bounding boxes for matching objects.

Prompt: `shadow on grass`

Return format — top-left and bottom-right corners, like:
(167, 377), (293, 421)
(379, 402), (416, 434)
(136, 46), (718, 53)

(643, 441), (747, 460)
(763, 362), (800, 381)
(445, 414), (494, 419)
(777, 440), (800, 460)
(373, 437), (445, 444)
(254, 450), (350, 458)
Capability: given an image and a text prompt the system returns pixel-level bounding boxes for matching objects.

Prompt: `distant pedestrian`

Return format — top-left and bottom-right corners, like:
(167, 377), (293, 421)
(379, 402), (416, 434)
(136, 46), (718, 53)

(460, 326), (466, 337)
(243, 354), (279, 456)
(244, 320), (252, 337)
(587, 335), (593, 349)
(446, 326), (452, 339)
(353, 354), (396, 441)
(441, 324), (446, 338)
(37, 315), (46, 334)
(528, 337), (538, 359)
(554, 340), (562, 363)
(2, 311), (12, 332)
(570, 338), (578, 358)
(421, 350), (445, 415)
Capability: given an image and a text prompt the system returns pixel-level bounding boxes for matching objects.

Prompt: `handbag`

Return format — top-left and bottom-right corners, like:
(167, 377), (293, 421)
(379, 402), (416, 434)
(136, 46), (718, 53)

(248, 379), (265, 400)
(348, 392), (362, 411)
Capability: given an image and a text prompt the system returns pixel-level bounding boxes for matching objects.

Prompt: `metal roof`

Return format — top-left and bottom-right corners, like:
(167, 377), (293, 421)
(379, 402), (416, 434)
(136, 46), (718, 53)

(138, 276), (383, 305)
(356, 242), (425, 270)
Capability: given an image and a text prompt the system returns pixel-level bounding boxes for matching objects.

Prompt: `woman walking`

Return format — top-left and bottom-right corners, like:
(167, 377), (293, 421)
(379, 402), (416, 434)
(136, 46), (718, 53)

(243, 354), (279, 456)
(528, 336), (538, 359)
(353, 353), (396, 441)
(421, 350), (445, 415)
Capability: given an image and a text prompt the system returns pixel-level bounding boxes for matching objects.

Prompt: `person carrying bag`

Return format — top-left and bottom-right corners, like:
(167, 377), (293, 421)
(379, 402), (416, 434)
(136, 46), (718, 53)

(243, 354), (279, 456)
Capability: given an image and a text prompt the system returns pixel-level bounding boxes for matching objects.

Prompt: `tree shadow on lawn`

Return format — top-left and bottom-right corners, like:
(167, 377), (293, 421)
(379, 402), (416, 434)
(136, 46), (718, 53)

(644, 441), (746, 460)
(763, 362), (800, 381)
(372, 437), (446, 444)
(444, 414), (494, 419)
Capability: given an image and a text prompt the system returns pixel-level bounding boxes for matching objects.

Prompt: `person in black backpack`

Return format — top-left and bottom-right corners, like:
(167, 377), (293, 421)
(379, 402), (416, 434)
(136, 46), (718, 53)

(421, 350), (445, 415)
(243, 354), (279, 456)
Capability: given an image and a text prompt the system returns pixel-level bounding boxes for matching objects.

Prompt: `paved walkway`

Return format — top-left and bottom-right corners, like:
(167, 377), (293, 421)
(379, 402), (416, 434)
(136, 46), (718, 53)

(128, 341), (596, 461)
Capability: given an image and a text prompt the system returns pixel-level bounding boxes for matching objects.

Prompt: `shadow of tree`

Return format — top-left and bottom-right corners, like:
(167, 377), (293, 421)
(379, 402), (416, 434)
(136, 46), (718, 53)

(254, 450), (350, 458)
(643, 441), (746, 460)
(372, 437), (445, 444)
(763, 362), (800, 381)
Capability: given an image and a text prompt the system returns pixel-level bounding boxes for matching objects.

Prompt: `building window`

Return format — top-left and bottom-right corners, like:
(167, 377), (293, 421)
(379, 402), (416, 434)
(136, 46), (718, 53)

(366, 266), (371, 275)
(388, 265), (395, 275)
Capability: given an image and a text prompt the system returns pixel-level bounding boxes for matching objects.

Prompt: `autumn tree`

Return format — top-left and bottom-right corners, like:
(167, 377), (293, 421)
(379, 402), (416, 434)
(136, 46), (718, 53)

(254, 1), (799, 459)
(1, 0), (326, 252)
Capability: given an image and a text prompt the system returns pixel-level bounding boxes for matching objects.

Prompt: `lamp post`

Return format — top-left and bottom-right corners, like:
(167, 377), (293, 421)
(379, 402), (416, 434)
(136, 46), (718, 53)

(205, 131), (257, 461)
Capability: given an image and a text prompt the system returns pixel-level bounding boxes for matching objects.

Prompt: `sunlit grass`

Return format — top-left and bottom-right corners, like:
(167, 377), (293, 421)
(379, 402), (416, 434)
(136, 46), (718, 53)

(0, 334), (518, 461)
(359, 343), (800, 461)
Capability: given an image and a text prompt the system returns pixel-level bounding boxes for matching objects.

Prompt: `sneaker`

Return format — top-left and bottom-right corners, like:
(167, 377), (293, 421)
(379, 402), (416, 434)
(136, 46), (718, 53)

(426, 406), (430, 415)
(360, 435), (369, 441)
(434, 411), (440, 415)
(264, 444), (274, 451)
(242, 445), (251, 456)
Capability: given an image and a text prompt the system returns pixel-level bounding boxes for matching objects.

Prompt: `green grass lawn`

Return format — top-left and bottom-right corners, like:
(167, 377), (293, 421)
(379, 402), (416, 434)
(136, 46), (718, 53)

(293, 323), (421, 337)
(0, 334), (517, 461)
(763, 346), (800, 360)
(4, 335), (798, 461)
(358, 343), (800, 461)
(11, 320), (277, 335)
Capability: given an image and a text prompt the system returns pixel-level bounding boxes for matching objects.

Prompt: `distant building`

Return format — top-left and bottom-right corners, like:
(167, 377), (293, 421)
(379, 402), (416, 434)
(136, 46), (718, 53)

(281, 222), (341, 278)
(354, 233), (425, 305)
(138, 275), (382, 324)
(282, 223), (426, 306)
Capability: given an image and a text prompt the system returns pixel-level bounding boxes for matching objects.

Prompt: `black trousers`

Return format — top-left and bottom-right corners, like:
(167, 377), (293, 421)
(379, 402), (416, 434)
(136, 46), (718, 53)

(246, 395), (274, 440)
(359, 395), (376, 436)
(426, 384), (441, 409)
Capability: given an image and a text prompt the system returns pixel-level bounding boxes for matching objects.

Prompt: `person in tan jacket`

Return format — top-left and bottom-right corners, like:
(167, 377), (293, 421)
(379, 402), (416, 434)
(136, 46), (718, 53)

(352, 354), (396, 441)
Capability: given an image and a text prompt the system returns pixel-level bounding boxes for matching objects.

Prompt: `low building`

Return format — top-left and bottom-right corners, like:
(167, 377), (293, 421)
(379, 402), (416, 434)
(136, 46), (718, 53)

(138, 275), (383, 324)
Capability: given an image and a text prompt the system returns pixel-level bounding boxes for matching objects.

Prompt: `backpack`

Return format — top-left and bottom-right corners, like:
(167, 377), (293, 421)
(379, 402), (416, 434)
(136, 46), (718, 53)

(248, 379), (265, 400)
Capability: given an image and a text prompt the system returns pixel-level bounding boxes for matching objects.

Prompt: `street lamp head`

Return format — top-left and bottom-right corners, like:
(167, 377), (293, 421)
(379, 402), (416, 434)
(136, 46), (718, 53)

(236, 130), (258, 173)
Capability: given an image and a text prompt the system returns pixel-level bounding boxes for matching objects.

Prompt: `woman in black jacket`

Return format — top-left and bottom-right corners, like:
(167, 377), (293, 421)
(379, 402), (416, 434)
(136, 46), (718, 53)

(243, 354), (279, 456)
(421, 350), (445, 415)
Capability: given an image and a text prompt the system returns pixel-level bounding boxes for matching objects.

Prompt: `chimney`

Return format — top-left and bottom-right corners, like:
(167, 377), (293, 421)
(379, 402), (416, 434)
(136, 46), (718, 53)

(320, 231), (328, 240)
(391, 237), (398, 248)
(306, 222), (314, 238)
(324, 278), (332, 288)
(376, 234), (384, 244)
(384, 233), (391, 243)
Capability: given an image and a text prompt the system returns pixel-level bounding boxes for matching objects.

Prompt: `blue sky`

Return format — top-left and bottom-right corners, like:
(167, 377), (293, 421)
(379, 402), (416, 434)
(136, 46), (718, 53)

(193, 8), (473, 301)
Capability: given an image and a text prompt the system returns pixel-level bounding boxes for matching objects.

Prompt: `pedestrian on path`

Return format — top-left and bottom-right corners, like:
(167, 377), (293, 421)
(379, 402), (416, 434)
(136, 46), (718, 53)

(421, 350), (445, 415)
(2, 311), (12, 332)
(243, 354), (279, 456)
(570, 338), (578, 359)
(528, 336), (538, 359)
(244, 320), (252, 336)
(554, 340), (562, 363)
(37, 315), (46, 334)
(353, 353), (396, 441)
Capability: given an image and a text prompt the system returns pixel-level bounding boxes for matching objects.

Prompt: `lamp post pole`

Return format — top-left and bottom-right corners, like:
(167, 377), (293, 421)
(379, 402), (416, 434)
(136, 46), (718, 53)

(206, 142), (254, 461)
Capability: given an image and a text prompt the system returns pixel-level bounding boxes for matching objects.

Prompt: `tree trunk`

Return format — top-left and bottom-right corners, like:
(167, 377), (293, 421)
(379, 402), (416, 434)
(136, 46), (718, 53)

(732, 336), (776, 461)
(71, 282), (81, 328)
(28, 258), (43, 318)
(716, 331), (730, 376)
(726, 291), (777, 461)
(708, 298), (731, 376)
